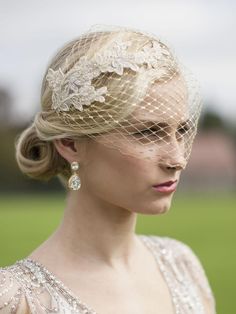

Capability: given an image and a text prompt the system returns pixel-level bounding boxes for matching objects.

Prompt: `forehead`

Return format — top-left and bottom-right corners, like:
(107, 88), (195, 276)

(131, 75), (189, 125)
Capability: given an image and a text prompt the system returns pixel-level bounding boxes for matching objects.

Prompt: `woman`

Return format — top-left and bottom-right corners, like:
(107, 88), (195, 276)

(0, 25), (216, 313)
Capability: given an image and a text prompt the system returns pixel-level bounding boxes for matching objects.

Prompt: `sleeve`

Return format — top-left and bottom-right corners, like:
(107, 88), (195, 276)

(168, 237), (217, 314)
(0, 268), (31, 314)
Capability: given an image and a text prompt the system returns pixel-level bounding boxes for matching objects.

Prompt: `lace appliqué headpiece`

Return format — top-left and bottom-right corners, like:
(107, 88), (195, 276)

(46, 39), (170, 112)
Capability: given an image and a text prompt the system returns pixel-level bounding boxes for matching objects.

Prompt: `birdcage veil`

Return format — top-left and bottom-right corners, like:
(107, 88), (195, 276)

(41, 24), (202, 169)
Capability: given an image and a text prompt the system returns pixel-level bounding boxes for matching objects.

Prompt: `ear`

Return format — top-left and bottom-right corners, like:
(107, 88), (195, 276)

(53, 138), (80, 164)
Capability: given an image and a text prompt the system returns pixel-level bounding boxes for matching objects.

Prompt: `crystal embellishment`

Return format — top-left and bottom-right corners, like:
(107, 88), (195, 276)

(68, 174), (81, 191)
(0, 235), (216, 313)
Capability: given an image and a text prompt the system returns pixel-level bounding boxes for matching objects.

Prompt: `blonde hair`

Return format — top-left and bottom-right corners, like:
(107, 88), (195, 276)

(15, 28), (179, 187)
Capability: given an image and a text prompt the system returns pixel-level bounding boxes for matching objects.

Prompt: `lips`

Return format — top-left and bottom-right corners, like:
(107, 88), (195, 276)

(153, 180), (177, 187)
(152, 180), (178, 193)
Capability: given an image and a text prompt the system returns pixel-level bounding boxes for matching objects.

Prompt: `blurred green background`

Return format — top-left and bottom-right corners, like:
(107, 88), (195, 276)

(0, 192), (235, 313)
(0, 72), (235, 314)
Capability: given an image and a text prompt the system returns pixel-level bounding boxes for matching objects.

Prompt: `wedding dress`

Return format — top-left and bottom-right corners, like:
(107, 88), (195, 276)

(0, 235), (216, 313)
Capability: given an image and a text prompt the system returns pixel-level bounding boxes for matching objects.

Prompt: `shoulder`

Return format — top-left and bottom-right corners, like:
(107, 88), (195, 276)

(0, 263), (31, 313)
(141, 234), (216, 313)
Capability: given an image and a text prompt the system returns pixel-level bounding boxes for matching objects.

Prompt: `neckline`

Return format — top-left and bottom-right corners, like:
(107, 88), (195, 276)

(20, 234), (163, 314)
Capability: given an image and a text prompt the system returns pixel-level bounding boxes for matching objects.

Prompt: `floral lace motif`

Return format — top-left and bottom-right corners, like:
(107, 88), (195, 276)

(46, 39), (169, 112)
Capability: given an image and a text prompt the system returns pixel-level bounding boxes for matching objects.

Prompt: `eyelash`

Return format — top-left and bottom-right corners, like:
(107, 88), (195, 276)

(131, 126), (190, 138)
(177, 126), (190, 135)
(132, 128), (163, 137)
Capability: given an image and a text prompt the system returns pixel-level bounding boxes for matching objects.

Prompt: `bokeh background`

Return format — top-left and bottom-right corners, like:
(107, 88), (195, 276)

(1, 1), (235, 313)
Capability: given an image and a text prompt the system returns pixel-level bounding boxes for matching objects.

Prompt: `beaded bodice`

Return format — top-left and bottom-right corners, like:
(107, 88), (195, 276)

(0, 235), (216, 313)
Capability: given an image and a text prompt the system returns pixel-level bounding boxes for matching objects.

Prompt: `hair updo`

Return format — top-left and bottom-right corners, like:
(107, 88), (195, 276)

(15, 27), (179, 188)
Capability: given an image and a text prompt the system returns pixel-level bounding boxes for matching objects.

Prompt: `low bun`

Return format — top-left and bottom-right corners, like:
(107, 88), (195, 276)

(15, 124), (69, 181)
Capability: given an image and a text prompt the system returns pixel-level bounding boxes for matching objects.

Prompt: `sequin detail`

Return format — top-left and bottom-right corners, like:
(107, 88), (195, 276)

(0, 235), (216, 313)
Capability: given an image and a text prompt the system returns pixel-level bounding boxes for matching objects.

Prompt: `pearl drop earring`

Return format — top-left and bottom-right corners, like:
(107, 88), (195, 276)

(68, 161), (81, 191)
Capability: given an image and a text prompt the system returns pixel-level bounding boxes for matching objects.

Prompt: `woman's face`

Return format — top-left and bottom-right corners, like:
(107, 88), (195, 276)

(77, 75), (190, 215)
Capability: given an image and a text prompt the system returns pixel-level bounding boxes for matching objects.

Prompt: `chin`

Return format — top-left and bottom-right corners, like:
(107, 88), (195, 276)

(132, 198), (173, 215)
(145, 204), (171, 215)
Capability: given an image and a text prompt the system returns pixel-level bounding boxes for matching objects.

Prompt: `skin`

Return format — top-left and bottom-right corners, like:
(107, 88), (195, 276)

(28, 76), (200, 314)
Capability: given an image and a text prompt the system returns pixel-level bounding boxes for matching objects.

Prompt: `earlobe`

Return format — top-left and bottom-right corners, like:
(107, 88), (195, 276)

(53, 139), (79, 164)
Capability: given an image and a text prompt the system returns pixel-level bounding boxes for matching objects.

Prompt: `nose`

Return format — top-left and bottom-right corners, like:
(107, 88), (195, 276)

(166, 161), (186, 171)
(157, 138), (187, 171)
(158, 157), (186, 171)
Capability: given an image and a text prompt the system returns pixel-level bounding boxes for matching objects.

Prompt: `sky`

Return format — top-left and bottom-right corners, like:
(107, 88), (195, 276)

(1, 0), (236, 123)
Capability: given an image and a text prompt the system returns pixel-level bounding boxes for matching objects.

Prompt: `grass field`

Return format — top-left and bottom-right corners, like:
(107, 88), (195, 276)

(0, 192), (235, 313)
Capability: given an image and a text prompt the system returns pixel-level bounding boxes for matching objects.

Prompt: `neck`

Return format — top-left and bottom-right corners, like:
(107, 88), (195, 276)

(44, 188), (139, 270)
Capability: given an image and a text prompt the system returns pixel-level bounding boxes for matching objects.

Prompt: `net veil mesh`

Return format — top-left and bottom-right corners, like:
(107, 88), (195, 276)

(42, 25), (202, 169)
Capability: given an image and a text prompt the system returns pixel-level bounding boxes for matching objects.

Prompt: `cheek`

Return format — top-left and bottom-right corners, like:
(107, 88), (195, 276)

(81, 145), (176, 215)
(97, 133), (162, 164)
(82, 145), (152, 201)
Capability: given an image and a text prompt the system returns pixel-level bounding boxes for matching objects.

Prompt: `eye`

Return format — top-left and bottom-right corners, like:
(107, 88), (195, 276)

(134, 129), (153, 136)
(177, 125), (190, 135)
(176, 125), (191, 141)
(131, 127), (166, 139)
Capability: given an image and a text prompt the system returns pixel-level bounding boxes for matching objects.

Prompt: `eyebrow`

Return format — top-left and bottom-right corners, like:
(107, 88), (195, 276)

(120, 119), (191, 129)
